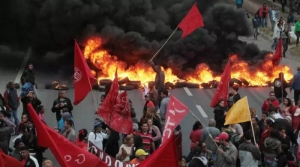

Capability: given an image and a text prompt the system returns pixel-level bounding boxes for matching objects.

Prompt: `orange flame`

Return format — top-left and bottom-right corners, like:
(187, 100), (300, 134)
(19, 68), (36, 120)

(84, 37), (293, 86)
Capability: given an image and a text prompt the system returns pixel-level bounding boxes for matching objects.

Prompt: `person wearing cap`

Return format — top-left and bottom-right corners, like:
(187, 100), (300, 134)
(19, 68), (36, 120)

(187, 146), (208, 167)
(215, 132), (238, 167)
(88, 119), (109, 151)
(238, 131), (261, 167)
(10, 138), (24, 160)
(129, 149), (148, 165)
(290, 67), (300, 104)
(19, 146), (39, 167)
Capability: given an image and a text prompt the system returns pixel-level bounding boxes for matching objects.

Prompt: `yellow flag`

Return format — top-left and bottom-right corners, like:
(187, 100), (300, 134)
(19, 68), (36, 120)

(224, 96), (251, 125)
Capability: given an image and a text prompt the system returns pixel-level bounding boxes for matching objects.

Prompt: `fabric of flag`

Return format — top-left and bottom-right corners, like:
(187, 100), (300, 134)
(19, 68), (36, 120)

(224, 96), (251, 125)
(0, 150), (23, 167)
(272, 37), (282, 66)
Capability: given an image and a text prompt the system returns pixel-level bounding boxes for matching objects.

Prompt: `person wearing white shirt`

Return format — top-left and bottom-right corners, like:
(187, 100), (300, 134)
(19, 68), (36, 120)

(88, 119), (109, 150)
(272, 22), (283, 50)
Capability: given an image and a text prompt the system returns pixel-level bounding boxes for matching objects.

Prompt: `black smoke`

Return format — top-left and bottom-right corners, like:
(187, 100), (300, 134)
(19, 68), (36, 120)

(0, 0), (268, 75)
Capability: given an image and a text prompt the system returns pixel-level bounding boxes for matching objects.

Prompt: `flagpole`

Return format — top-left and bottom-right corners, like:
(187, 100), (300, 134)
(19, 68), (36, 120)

(189, 110), (219, 148)
(149, 27), (178, 61)
(87, 78), (99, 112)
(246, 97), (257, 144)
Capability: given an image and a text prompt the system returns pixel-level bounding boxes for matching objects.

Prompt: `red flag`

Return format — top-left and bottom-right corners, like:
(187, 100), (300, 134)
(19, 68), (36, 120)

(27, 104), (107, 167)
(272, 37), (282, 66)
(73, 40), (96, 105)
(210, 61), (231, 107)
(97, 69), (119, 125)
(0, 150), (23, 167)
(162, 95), (189, 143)
(138, 134), (179, 167)
(178, 3), (204, 38)
(109, 91), (133, 134)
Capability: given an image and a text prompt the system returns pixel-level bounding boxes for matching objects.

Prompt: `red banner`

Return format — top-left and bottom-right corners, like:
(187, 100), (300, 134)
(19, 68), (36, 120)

(161, 95), (189, 143)
(88, 141), (138, 167)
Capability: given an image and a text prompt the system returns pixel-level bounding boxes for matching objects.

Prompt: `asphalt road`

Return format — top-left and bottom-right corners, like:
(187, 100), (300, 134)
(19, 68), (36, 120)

(0, 35), (299, 166)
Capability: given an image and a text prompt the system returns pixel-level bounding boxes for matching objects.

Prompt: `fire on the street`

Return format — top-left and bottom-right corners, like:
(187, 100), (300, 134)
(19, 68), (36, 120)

(84, 37), (293, 87)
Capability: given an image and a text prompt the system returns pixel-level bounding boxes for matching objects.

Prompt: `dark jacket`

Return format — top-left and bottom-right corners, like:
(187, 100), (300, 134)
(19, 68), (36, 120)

(3, 88), (20, 111)
(104, 129), (119, 158)
(24, 156), (39, 167)
(21, 96), (41, 116)
(272, 78), (289, 98)
(188, 156), (207, 167)
(287, 14), (295, 24)
(21, 69), (35, 85)
(291, 72), (300, 90)
(151, 64), (165, 90)
(51, 97), (73, 121)
(252, 18), (260, 28)
(214, 106), (225, 130)
(0, 93), (5, 111)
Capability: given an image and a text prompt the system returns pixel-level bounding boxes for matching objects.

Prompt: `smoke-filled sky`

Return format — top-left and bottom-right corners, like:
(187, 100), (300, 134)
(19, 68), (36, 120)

(0, 0), (264, 74)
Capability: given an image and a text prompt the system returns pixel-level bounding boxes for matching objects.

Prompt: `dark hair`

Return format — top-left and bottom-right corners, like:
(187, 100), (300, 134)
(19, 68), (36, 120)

(269, 91), (275, 95)
(65, 120), (74, 127)
(232, 85), (239, 92)
(215, 100), (224, 107)
(20, 146), (29, 151)
(37, 105), (44, 112)
(278, 127), (285, 131)
(270, 129), (280, 139)
(131, 110), (136, 118)
(192, 121), (202, 131)
(22, 114), (29, 119)
(252, 117), (259, 123)
(244, 131), (252, 140)
(78, 129), (88, 142)
(281, 144), (289, 154)
(161, 89), (168, 96)
(266, 119), (274, 127)
(133, 135), (143, 150)
(140, 122), (148, 127)
(262, 112), (269, 117)
(284, 98), (292, 107)
(268, 107), (277, 113)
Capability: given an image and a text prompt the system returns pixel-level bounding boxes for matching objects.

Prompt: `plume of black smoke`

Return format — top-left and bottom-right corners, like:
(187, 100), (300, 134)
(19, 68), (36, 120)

(0, 0), (268, 75)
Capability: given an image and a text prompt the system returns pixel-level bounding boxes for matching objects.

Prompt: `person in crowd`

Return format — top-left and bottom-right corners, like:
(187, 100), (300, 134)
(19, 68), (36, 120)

(269, 107), (284, 120)
(229, 123), (244, 138)
(273, 73), (289, 105)
(278, 127), (291, 148)
(287, 11), (295, 43)
(19, 146), (39, 167)
(0, 93), (5, 111)
(291, 67), (300, 103)
(10, 138), (24, 160)
(140, 101), (153, 125)
(215, 132), (238, 167)
(251, 117), (260, 143)
(282, 27), (290, 57)
(252, 14), (260, 39)
(200, 142), (214, 167)
(42, 159), (53, 167)
(229, 85), (241, 103)
(15, 119), (31, 144)
(74, 129), (88, 150)
(104, 127), (119, 158)
(292, 107), (300, 133)
(4, 81), (20, 133)
(130, 135), (144, 160)
(20, 77), (34, 98)
(51, 90), (73, 123)
(36, 105), (45, 122)
(146, 106), (162, 132)
(60, 119), (75, 142)
(57, 109), (72, 131)
(148, 81), (158, 108)
(149, 60), (165, 106)
(174, 125), (182, 161)
(0, 119), (12, 154)
(280, 98), (294, 118)
(238, 131), (261, 167)
(134, 122), (155, 154)
(88, 119), (109, 151)
(130, 149), (148, 165)
(261, 91), (280, 113)
(226, 97), (234, 110)
(159, 89), (169, 121)
(190, 121), (202, 151)
(295, 18), (300, 47)
(187, 146), (208, 167)
(116, 134), (134, 162)
(278, 144), (296, 167)
(258, 3), (269, 28)
(213, 100), (226, 131)
(263, 129), (281, 167)
(259, 119), (273, 164)
(147, 118), (161, 149)
(258, 112), (268, 133)
(235, 0), (243, 8)
(21, 91), (41, 117)
(18, 114), (32, 134)
(21, 63), (35, 86)
(201, 119), (220, 161)
(131, 110), (139, 132)
(272, 22), (283, 50)
(143, 94), (154, 114)
(269, 6), (279, 31)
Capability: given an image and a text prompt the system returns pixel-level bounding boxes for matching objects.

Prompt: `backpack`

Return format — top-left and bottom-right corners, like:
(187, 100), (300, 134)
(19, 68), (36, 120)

(226, 131), (241, 147)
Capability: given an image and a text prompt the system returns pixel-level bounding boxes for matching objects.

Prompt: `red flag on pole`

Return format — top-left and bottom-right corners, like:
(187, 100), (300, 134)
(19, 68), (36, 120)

(162, 95), (189, 143)
(210, 61), (231, 107)
(0, 150), (23, 167)
(272, 37), (283, 66)
(178, 3), (204, 38)
(138, 134), (179, 167)
(27, 104), (107, 167)
(73, 40), (96, 105)
(97, 69), (119, 125)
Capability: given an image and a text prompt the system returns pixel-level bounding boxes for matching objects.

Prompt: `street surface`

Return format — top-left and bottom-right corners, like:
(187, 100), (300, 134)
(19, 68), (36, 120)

(0, 35), (299, 166)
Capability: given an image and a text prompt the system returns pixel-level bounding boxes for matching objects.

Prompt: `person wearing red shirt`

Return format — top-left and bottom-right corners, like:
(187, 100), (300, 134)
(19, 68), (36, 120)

(74, 129), (88, 150)
(134, 122), (155, 153)
(189, 121), (202, 150)
(261, 91), (280, 113)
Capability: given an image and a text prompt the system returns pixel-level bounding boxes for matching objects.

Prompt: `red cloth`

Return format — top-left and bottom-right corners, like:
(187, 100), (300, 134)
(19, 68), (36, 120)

(97, 69), (119, 125)
(258, 6), (269, 17)
(162, 95), (189, 143)
(73, 139), (88, 150)
(27, 104), (107, 167)
(261, 99), (279, 112)
(259, 128), (272, 151)
(210, 61), (231, 107)
(147, 101), (155, 108)
(0, 150), (23, 167)
(178, 3), (204, 38)
(138, 134), (179, 167)
(272, 37), (283, 66)
(109, 91), (133, 134)
(292, 116), (300, 131)
(73, 40), (96, 105)
(189, 129), (202, 149)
